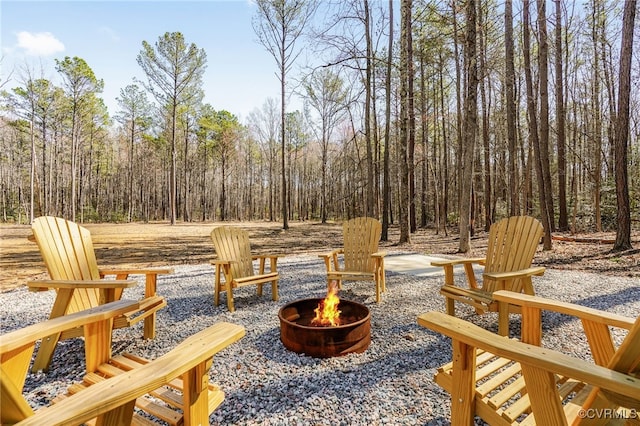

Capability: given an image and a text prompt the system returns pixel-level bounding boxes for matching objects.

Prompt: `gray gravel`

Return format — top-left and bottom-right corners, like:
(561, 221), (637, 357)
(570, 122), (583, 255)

(1, 253), (639, 425)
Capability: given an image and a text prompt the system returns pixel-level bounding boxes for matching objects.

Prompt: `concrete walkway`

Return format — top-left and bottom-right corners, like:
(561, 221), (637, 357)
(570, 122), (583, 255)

(384, 253), (448, 277)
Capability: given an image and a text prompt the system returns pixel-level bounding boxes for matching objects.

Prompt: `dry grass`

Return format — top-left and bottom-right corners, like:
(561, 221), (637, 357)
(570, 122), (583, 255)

(1, 220), (638, 292)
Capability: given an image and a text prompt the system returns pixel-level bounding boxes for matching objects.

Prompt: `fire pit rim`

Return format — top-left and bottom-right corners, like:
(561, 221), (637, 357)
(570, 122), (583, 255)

(277, 297), (371, 329)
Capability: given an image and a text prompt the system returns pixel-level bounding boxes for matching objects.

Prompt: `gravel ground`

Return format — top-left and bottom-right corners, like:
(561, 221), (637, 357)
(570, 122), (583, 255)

(1, 253), (639, 425)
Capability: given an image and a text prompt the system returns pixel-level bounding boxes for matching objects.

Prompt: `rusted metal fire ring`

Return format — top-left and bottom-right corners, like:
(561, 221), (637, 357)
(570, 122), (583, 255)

(278, 298), (371, 358)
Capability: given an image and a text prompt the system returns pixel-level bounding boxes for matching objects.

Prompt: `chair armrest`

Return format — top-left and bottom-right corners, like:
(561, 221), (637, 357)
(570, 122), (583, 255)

(253, 254), (282, 273)
(252, 254), (284, 260)
(493, 291), (635, 330)
(99, 268), (173, 276)
(210, 259), (237, 266)
(18, 322), (246, 426)
(318, 249), (343, 259)
(417, 311), (640, 401)
(371, 251), (387, 258)
(27, 279), (136, 291)
(430, 257), (486, 267)
(431, 257), (486, 288)
(0, 300), (139, 355)
(483, 266), (546, 282)
(319, 249), (343, 272)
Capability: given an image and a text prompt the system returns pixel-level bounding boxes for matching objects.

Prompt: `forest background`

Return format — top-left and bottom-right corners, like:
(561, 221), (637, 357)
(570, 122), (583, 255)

(1, 0), (639, 256)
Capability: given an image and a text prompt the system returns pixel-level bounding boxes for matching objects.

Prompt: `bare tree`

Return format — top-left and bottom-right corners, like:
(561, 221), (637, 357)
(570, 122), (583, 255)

(613, 0), (636, 251)
(115, 83), (152, 222)
(303, 68), (348, 223)
(55, 56), (104, 222)
(5, 65), (54, 222)
(253, 0), (317, 230)
(248, 99), (281, 222)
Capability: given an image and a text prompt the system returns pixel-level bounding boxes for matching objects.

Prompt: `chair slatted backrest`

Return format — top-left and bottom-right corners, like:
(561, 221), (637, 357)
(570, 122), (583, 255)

(483, 216), (543, 293)
(343, 217), (381, 273)
(32, 216), (102, 313)
(211, 226), (254, 278)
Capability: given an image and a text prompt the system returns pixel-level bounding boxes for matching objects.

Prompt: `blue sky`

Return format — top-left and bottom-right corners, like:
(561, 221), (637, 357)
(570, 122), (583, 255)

(1, 0), (289, 121)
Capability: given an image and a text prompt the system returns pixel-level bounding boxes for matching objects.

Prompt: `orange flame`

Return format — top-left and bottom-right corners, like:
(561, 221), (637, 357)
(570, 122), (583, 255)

(311, 282), (341, 327)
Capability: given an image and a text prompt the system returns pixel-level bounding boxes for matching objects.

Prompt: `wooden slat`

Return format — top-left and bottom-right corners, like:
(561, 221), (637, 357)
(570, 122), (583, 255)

(476, 362), (522, 397)
(487, 375), (526, 412)
(19, 322), (246, 426)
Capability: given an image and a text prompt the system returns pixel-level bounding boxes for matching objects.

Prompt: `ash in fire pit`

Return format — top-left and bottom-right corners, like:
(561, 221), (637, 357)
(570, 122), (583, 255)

(278, 286), (371, 358)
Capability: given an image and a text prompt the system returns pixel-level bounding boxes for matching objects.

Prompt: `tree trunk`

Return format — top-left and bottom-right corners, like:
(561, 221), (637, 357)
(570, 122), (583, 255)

(505, 0), (519, 217)
(398, 0), (411, 244)
(381, 0), (393, 241)
(364, 0), (375, 218)
(280, 56), (289, 230)
(457, 0), (478, 253)
(591, 0), (603, 232)
(407, 0), (416, 234)
(524, 0), (552, 250)
(613, 0), (636, 251)
(555, 0), (568, 230)
(537, 0), (555, 233)
(478, 0), (491, 230)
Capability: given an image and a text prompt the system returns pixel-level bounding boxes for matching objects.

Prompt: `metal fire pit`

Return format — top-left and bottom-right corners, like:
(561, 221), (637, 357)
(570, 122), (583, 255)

(278, 298), (371, 358)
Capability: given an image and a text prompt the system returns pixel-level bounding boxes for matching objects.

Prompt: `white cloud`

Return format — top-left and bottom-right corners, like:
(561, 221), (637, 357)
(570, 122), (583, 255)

(16, 31), (65, 56)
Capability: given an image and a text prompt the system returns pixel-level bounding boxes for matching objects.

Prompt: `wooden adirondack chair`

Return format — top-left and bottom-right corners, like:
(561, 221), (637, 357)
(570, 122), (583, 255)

(210, 226), (281, 312)
(27, 216), (172, 372)
(418, 290), (640, 426)
(431, 215), (545, 335)
(319, 217), (387, 303)
(1, 300), (245, 426)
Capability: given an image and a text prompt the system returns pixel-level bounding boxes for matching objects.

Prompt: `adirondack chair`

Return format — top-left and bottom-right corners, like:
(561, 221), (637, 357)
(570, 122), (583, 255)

(1, 300), (245, 426)
(28, 216), (172, 372)
(418, 290), (640, 426)
(210, 226), (281, 312)
(431, 215), (545, 335)
(318, 217), (387, 303)
(1, 300), (138, 424)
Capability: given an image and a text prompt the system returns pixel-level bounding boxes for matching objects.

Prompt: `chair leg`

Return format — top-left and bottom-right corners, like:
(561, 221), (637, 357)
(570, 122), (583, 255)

(257, 283), (264, 297)
(272, 279), (278, 301)
(498, 304), (509, 337)
(143, 274), (158, 340)
(226, 283), (235, 312)
(182, 358), (213, 425)
(450, 340), (476, 426)
(445, 297), (455, 316)
(213, 269), (221, 307)
(32, 332), (61, 372)
(32, 290), (73, 372)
